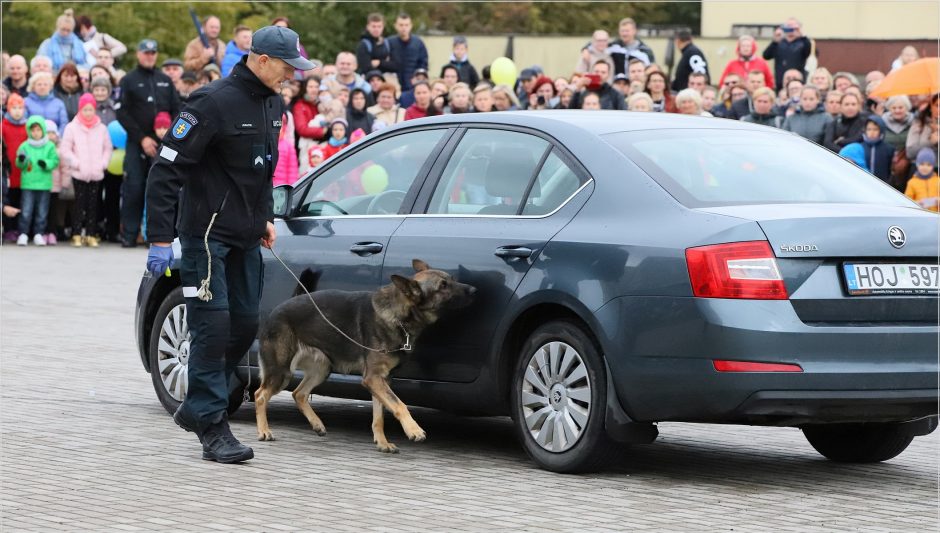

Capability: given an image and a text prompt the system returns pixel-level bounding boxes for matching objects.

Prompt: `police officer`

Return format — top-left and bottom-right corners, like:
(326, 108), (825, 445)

(117, 39), (180, 248)
(144, 26), (315, 463)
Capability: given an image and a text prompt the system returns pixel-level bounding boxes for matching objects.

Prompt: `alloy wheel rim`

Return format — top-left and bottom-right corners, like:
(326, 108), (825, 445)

(157, 304), (190, 402)
(520, 341), (591, 452)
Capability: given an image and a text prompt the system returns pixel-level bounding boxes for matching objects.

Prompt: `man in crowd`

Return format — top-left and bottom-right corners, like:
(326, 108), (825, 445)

(575, 30), (614, 81)
(687, 72), (708, 93)
(387, 12), (427, 92)
(608, 17), (655, 76)
(324, 51), (371, 94)
(222, 25), (252, 77)
(30, 56), (53, 74)
(570, 60), (626, 110)
(117, 39), (180, 248)
(162, 58), (184, 94)
(762, 17), (812, 90)
(96, 47), (125, 80)
(184, 15), (224, 72)
(729, 69), (767, 120)
(671, 28), (709, 93)
(356, 13), (395, 76)
(2, 55), (28, 97)
(398, 67), (427, 108)
(627, 58), (647, 85)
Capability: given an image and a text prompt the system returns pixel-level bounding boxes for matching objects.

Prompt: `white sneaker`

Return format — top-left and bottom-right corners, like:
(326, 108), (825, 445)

(33, 234), (46, 246)
(16, 234), (28, 246)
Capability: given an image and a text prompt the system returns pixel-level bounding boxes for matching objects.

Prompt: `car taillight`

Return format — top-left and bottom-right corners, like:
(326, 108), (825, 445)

(713, 360), (803, 372)
(685, 241), (788, 299)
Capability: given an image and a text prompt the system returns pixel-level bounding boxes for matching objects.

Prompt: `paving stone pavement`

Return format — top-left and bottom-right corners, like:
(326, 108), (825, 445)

(1, 244), (938, 532)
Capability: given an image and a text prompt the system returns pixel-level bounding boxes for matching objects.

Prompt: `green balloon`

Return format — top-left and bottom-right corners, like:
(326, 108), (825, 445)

(361, 164), (389, 194)
(107, 149), (125, 175)
(490, 57), (517, 87)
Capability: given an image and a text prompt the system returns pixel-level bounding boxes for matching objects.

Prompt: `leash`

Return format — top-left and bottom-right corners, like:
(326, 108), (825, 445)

(268, 246), (412, 354)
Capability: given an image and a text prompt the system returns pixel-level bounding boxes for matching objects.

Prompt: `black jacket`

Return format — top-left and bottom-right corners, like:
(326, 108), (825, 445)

(671, 42), (710, 92)
(448, 59), (480, 89)
(762, 36), (812, 89)
(824, 113), (868, 153)
(117, 65), (180, 145)
(570, 84), (627, 111)
(388, 35), (428, 90)
(608, 38), (656, 75)
(146, 57), (283, 248)
(355, 32), (396, 75)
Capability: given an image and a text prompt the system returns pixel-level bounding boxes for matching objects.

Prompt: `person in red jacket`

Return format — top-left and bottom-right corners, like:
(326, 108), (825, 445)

(319, 117), (349, 161)
(718, 35), (774, 90)
(404, 80), (437, 120)
(293, 76), (327, 174)
(1, 92), (28, 241)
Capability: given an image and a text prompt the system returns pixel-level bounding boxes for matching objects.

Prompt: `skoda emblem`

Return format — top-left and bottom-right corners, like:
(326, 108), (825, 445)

(887, 226), (906, 249)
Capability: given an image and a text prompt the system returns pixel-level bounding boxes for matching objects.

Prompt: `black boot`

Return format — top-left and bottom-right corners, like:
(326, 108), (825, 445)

(200, 419), (254, 463)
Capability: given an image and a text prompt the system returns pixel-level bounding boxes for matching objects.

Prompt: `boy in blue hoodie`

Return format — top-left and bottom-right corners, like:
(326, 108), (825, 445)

(861, 115), (895, 183)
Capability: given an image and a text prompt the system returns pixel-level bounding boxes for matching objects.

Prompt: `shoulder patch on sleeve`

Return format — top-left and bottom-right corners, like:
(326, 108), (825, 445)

(171, 118), (194, 140)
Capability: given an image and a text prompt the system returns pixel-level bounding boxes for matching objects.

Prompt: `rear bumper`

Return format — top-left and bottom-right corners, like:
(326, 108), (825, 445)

(594, 296), (939, 425)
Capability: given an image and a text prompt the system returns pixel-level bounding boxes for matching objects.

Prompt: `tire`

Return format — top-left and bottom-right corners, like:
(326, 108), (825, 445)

(510, 319), (622, 473)
(802, 423), (915, 463)
(148, 287), (244, 416)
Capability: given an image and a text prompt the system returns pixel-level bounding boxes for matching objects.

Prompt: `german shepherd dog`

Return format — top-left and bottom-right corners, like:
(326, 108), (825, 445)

(254, 259), (476, 452)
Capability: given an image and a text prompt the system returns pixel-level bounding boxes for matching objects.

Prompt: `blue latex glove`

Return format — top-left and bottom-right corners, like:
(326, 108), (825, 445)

(147, 244), (173, 277)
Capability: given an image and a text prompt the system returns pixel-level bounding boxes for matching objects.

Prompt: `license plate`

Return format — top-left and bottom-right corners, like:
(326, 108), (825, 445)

(843, 263), (940, 295)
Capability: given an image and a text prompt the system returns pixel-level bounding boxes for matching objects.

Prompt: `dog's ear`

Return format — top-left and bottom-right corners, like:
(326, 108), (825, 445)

(391, 274), (423, 302)
(412, 259), (430, 272)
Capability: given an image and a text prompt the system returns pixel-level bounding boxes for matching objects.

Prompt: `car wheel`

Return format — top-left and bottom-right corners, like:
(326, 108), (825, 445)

(510, 320), (621, 473)
(802, 423), (915, 463)
(148, 287), (244, 416)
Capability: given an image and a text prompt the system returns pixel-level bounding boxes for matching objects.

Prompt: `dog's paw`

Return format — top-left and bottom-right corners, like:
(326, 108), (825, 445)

(258, 429), (275, 441)
(311, 424), (327, 437)
(405, 426), (427, 442)
(375, 441), (399, 454)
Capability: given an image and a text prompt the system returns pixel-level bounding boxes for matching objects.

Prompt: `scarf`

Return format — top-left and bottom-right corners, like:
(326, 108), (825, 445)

(328, 136), (347, 147)
(915, 168), (935, 179)
(3, 112), (27, 125)
(77, 111), (100, 129)
(47, 32), (87, 69)
(27, 136), (49, 148)
(881, 112), (913, 134)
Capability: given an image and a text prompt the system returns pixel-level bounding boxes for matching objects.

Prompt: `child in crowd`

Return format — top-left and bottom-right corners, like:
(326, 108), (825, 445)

(90, 77), (117, 124)
(861, 115), (895, 183)
(273, 112), (299, 186)
(320, 117), (349, 160)
(307, 146), (325, 169)
(839, 143), (868, 171)
(46, 119), (67, 244)
(905, 148), (939, 212)
(60, 93), (112, 247)
(154, 112), (170, 140)
(1, 92), (28, 241)
(15, 116), (59, 246)
(448, 36), (480, 88)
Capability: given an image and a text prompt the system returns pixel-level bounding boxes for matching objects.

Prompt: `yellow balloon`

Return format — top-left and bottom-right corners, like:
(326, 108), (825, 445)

(107, 149), (125, 175)
(361, 164), (389, 194)
(490, 57), (517, 87)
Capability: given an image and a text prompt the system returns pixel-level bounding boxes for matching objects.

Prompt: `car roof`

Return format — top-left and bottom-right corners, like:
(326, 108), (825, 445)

(388, 110), (775, 137)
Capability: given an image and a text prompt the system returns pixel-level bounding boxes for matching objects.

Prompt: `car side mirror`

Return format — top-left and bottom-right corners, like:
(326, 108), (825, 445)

(272, 184), (293, 219)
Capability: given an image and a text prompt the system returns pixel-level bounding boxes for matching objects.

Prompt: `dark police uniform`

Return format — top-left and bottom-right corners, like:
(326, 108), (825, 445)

(146, 54), (283, 435)
(117, 39), (180, 246)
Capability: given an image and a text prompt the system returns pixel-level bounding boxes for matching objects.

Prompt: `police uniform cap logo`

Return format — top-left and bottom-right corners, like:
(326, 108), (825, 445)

(172, 118), (193, 140)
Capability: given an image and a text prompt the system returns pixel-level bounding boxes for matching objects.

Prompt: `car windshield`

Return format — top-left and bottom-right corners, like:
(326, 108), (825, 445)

(604, 129), (915, 208)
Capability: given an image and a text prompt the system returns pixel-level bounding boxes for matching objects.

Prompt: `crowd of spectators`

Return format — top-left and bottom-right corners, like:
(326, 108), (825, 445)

(1, 10), (938, 247)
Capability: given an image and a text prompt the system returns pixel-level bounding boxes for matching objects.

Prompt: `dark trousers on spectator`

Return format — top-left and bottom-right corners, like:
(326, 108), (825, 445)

(3, 186), (21, 237)
(18, 189), (50, 236)
(121, 142), (151, 243)
(99, 171), (122, 240)
(72, 180), (101, 237)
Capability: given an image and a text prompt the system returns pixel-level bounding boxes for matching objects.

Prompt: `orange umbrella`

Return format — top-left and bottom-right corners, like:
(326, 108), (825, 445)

(869, 57), (940, 98)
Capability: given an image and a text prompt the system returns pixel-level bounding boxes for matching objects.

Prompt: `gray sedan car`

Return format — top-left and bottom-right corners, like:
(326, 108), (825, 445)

(136, 111), (939, 473)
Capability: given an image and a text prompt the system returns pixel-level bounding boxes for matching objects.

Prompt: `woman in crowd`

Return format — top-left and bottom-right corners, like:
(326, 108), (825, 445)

(824, 92), (867, 153)
(368, 83), (405, 128)
(824, 90), (843, 118)
(557, 85), (575, 109)
(444, 82), (473, 114)
(37, 9), (91, 71)
(24, 72), (68, 134)
(906, 93), (939, 161)
(878, 95), (914, 187)
(75, 14), (127, 62)
(891, 45), (919, 72)
(782, 86), (831, 143)
(471, 84), (494, 113)
(491, 85), (520, 111)
(346, 88), (375, 134)
(53, 63), (85, 121)
(293, 76), (326, 175)
(581, 92), (602, 110)
(644, 71), (675, 113)
(440, 65), (460, 90)
(741, 87), (783, 127)
(526, 76), (556, 110)
(809, 67), (833, 96)
(675, 88), (712, 117)
(405, 81), (436, 120)
(627, 92), (654, 112)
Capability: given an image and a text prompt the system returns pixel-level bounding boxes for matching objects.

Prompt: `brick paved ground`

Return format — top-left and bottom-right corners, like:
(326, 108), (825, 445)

(1, 245), (938, 532)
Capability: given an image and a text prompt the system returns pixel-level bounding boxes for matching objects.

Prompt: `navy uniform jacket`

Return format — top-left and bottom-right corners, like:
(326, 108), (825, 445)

(145, 56), (283, 249)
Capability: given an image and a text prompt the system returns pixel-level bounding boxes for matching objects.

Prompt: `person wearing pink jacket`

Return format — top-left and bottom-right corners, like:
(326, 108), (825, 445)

(273, 111), (299, 186)
(59, 93), (112, 247)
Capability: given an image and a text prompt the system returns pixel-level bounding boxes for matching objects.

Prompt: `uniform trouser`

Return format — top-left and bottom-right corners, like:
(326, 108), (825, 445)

(177, 234), (263, 430)
(121, 142), (151, 242)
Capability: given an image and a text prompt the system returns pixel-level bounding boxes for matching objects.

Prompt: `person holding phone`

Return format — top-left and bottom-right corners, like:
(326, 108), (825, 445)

(762, 17), (812, 90)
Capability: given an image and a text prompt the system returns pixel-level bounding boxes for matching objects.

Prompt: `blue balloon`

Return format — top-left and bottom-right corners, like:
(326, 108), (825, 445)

(108, 121), (127, 150)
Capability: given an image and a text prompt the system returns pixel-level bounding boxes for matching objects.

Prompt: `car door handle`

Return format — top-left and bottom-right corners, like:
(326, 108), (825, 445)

(350, 242), (384, 256)
(495, 246), (534, 259)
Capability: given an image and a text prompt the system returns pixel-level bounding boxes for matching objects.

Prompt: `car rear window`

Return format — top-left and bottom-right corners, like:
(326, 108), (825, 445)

(604, 129), (914, 208)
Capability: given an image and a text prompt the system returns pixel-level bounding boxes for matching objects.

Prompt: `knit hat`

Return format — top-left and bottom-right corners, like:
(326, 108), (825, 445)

(916, 148), (937, 167)
(79, 93), (97, 111)
(6, 92), (24, 109)
(44, 119), (59, 135)
(329, 117), (348, 129)
(90, 76), (112, 92)
(154, 112), (171, 130)
(308, 146), (324, 159)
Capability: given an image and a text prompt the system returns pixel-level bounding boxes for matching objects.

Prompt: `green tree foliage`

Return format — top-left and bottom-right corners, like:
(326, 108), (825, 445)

(2, 2), (700, 69)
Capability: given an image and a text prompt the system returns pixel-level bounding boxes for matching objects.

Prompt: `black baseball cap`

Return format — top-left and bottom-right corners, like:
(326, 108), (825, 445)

(365, 69), (384, 82)
(250, 26), (316, 70)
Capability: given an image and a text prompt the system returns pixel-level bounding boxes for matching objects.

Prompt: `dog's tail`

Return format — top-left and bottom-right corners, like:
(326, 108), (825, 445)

(293, 269), (322, 298)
